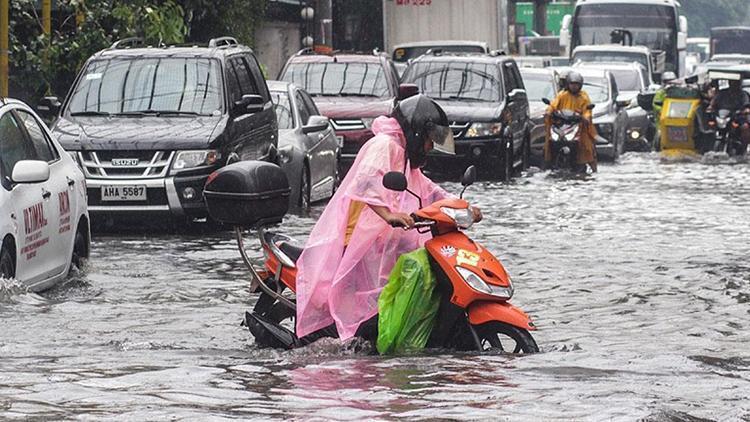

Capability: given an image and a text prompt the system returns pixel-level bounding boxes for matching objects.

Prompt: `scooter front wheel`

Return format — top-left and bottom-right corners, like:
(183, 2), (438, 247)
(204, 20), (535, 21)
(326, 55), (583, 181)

(474, 321), (539, 354)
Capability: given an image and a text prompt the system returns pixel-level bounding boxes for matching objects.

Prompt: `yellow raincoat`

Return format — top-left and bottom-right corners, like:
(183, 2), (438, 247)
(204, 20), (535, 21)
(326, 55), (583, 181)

(544, 90), (598, 165)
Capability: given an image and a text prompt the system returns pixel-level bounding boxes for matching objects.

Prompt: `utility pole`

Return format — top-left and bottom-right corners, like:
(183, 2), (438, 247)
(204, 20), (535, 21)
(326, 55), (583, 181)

(314, 0), (332, 54)
(0, 0), (7, 97)
(43, 0), (52, 94)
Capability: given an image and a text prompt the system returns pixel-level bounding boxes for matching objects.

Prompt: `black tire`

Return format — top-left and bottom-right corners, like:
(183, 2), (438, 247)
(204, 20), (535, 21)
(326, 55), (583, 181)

(474, 321), (539, 354)
(70, 227), (88, 273)
(522, 135), (531, 170)
(0, 245), (15, 280)
(502, 139), (513, 181)
(299, 163), (311, 210)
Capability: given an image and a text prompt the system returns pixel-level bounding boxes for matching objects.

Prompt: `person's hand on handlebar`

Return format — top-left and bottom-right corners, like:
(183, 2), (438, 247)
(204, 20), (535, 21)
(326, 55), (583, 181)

(470, 206), (483, 223)
(386, 212), (415, 229)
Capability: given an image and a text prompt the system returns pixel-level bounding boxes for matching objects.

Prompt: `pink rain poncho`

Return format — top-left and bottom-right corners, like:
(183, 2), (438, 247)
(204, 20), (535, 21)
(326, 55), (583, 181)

(295, 116), (451, 340)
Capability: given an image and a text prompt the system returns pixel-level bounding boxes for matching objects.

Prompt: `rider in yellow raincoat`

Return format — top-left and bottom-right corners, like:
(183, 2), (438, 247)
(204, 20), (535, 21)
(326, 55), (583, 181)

(544, 71), (598, 172)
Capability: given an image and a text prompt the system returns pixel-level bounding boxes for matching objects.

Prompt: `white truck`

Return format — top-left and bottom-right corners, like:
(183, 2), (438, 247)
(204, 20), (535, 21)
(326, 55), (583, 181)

(559, 0), (688, 77)
(383, 0), (509, 56)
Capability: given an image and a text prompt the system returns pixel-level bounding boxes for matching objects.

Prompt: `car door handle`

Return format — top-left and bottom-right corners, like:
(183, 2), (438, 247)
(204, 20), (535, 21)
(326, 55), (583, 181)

(67, 177), (75, 187)
(42, 189), (52, 200)
(318, 133), (325, 141)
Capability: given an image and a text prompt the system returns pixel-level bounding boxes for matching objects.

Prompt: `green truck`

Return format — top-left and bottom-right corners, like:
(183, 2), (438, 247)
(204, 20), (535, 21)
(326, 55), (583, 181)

(516, 1), (575, 36)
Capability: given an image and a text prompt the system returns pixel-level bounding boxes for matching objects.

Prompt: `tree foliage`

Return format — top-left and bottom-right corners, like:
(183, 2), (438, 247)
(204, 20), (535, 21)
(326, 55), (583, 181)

(8, 0), (267, 104)
(682, 0), (750, 37)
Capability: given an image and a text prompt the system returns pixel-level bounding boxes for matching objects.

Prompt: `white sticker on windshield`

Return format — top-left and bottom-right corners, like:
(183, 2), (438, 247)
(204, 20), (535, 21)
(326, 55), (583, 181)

(719, 80), (730, 90)
(85, 73), (103, 80)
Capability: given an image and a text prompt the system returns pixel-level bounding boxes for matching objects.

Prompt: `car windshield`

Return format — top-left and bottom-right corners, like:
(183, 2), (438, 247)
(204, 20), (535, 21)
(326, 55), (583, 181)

(392, 45), (486, 62)
(712, 30), (750, 55)
(271, 91), (294, 130)
(608, 69), (643, 91)
(583, 79), (609, 104)
(282, 62), (390, 98)
(68, 58), (223, 115)
(403, 61), (503, 102)
(520, 72), (556, 102)
(574, 51), (649, 72)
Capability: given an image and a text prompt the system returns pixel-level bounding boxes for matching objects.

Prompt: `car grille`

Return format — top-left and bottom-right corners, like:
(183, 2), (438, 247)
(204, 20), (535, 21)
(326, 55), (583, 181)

(450, 122), (471, 139)
(331, 119), (366, 131)
(77, 150), (174, 179)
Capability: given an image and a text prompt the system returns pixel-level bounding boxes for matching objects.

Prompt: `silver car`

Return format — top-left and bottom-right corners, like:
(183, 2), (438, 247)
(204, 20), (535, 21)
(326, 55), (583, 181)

(269, 81), (339, 209)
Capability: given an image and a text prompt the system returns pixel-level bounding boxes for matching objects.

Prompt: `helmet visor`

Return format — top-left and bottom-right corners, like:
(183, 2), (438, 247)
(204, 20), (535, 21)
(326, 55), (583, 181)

(426, 123), (455, 155)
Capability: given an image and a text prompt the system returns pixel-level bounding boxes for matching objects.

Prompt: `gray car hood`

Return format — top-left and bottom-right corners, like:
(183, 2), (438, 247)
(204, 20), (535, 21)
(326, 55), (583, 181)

(434, 100), (504, 122)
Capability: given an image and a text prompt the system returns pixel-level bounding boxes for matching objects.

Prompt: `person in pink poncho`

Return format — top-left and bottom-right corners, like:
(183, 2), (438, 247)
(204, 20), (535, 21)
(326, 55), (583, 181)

(295, 95), (482, 343)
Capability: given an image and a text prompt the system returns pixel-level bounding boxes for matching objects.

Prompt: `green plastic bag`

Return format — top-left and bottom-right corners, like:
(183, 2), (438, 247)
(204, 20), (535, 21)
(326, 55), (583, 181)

(377, 248), (440, 355)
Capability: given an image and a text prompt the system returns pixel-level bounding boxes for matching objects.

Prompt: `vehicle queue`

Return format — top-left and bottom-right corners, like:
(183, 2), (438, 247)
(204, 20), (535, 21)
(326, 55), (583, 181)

(2, 16), (749, 319)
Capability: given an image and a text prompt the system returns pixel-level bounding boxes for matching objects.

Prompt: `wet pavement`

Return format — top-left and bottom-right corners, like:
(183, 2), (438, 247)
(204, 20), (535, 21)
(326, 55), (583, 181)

(1, 153), (750, 421)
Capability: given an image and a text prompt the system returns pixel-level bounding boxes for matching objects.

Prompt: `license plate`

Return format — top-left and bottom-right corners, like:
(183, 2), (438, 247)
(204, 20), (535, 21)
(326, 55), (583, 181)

(101, 185), (146, 201)
(336, 136), (344, 148)
(111, 158), (139, 167)
(667, 126), (689, 143)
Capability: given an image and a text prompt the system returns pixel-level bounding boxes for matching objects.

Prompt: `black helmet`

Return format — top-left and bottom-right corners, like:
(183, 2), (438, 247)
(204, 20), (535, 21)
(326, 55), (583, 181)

(392, 94), (455, 168)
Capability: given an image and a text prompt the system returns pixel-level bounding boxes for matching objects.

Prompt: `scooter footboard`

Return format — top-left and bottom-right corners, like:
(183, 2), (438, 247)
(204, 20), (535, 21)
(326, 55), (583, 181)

(467, 301), (536, 331)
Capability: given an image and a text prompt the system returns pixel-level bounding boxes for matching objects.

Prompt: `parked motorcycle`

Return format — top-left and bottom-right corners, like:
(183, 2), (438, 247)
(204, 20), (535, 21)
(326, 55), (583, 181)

(709, 109), (748, 156)
(203, 161), (538, 354)
(543, 98), (596, 171)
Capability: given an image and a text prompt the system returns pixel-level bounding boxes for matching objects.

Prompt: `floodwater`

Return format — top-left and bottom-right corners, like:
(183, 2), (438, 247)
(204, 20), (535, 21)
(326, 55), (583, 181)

(2, 153), (750, 421)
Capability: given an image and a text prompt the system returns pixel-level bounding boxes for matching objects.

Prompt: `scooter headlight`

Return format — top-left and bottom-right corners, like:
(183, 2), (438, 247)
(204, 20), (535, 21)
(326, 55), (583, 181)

(456, 266), (513, 299)
(440, 207), (474, 229)
(564, 128), (578, 141)
(551, 130), (561, 141)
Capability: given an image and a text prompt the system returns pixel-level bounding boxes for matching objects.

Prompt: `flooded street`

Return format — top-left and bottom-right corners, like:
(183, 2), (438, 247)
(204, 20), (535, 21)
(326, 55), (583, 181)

(2, 153), (750, 421)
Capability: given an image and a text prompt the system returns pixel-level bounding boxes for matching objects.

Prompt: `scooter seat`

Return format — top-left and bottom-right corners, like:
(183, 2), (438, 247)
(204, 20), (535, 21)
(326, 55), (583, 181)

(278, 242), (303, 263)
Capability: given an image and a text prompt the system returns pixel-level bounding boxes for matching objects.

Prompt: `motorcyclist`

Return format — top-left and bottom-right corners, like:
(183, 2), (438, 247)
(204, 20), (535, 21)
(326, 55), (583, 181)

(544, 71), (598, 172)
(652, 71), (678, 127)
(295, 94), (482, 343)
(707, 78), (750, 147)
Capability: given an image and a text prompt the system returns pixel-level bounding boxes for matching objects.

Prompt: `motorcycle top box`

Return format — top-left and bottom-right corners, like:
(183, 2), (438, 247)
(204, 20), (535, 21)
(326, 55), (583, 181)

(203, 161), (291, 227)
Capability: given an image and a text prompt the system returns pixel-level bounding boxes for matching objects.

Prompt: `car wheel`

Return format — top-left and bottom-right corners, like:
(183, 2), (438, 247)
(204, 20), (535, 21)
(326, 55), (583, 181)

(503, 139), (514, 181)
(299, 163), (311, 210)
(70, 227), (89, 274)
(0, 243), (15, 279)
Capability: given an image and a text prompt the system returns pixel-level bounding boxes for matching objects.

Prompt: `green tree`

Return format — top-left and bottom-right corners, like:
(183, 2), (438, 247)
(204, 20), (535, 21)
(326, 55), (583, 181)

(682, 0), (750, 37)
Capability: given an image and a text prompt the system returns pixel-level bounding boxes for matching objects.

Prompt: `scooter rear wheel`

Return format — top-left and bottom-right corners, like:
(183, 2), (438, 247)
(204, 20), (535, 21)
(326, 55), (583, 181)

(474, 321), (539, 354)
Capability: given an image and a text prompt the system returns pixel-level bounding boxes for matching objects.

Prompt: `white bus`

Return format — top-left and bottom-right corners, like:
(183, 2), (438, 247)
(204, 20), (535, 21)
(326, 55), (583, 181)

(560, 0), (688, 77)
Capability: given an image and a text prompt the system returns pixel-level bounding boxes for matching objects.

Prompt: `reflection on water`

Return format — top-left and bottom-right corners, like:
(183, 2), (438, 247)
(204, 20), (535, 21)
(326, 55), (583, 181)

(2, 153), (750, 420)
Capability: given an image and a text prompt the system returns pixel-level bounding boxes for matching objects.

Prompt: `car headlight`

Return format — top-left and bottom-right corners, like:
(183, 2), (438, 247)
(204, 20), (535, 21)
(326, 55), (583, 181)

(440, 206), (474, 229)
(361, 117), (375, 129)
(171, 150), (220, 173)
(278, 145), (293, 164)
(466, 122), (502, 138)
(456, 266), (513, 299)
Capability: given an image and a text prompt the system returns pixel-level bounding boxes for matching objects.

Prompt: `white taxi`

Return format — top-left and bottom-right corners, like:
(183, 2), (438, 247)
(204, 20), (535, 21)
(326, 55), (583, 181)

(0, 98), (89, 292)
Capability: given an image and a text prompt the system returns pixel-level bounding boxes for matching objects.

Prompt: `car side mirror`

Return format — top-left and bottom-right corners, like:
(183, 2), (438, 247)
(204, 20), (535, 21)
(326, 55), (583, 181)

(637, 91), (656, 111)
(398, 83), (419, 100)
(685, 75), (699, 85)
(12, 160), (50, 184)
(382, 171), (408, 192)
(616, 95), (631, 109)
(234, 94), (265, 115)
(302, 115), (330, 134)
(542, 98), (551, 105)
(461, 165), (476, 187)
(37, 96), (61, 117)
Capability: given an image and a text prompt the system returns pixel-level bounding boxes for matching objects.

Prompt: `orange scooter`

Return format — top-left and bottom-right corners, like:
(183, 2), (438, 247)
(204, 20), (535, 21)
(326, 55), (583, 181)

(227, 164), (538, 353)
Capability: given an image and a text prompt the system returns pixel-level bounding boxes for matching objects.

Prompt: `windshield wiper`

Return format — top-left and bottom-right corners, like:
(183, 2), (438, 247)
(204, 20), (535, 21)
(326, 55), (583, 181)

(114, 110), (202, 117)
(70, 111), (112, 117)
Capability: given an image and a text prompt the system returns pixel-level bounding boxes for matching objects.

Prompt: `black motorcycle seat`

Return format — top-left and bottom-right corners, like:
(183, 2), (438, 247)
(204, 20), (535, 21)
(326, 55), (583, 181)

(278, 242), (303, 263)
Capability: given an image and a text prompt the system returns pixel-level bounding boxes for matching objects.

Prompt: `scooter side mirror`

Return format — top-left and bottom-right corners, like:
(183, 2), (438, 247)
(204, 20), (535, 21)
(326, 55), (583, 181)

(383, 171), (408, 192)
(587, 104), (596, 110)
(461, 165), (477, 187)
(542, 98), (551, 105)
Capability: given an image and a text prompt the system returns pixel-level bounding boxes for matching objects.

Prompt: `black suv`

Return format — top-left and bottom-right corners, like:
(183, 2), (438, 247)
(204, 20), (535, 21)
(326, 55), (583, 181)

(44, 37), (277, 221)
(401, 52), (531, 179)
